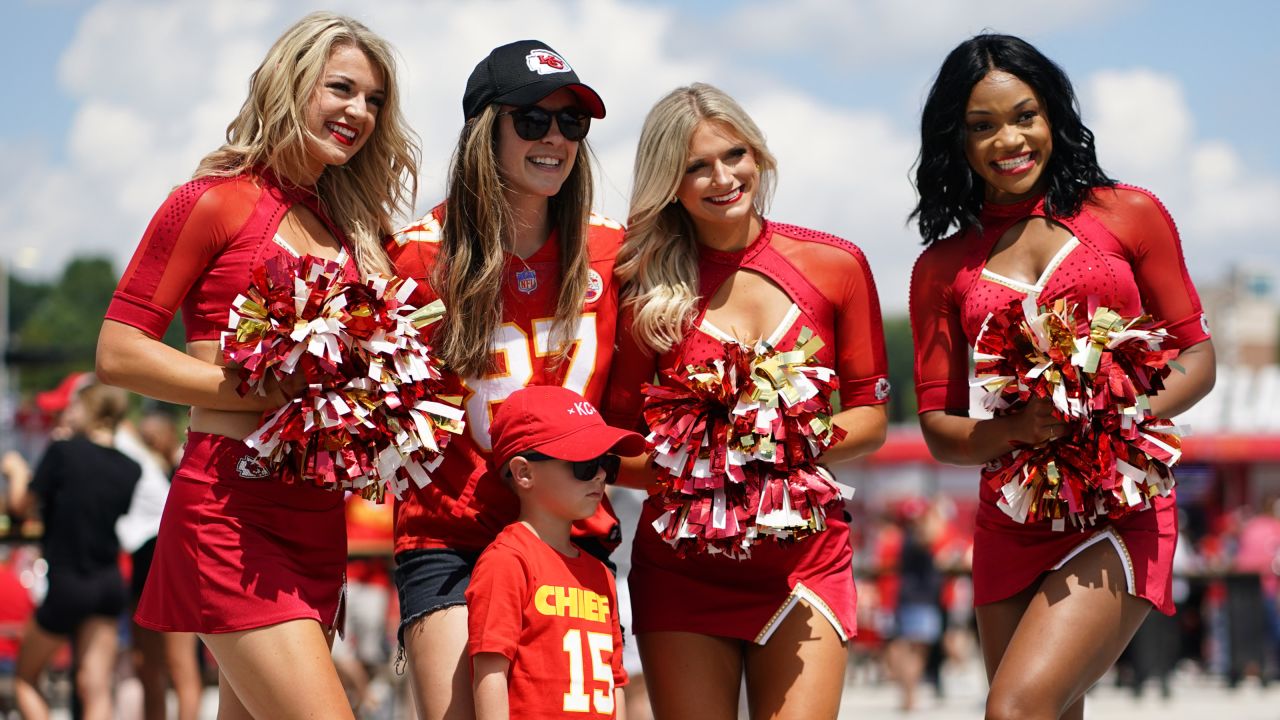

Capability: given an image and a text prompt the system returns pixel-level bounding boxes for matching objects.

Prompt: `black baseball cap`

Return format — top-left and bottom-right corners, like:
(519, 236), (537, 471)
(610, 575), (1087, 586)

(462, 40), (606, 121)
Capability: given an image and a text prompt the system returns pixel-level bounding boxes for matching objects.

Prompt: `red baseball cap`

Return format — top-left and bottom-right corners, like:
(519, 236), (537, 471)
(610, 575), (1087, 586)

(489, 386), (645, 475)
(35, 372), (92, 414)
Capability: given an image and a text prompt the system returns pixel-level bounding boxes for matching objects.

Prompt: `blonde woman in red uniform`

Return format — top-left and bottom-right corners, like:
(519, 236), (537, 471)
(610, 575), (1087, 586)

(908, 34), (1216, 720)
(385, 40), (625, 720)
(96, 12), (417, 718)
(605, 83), (890, 719)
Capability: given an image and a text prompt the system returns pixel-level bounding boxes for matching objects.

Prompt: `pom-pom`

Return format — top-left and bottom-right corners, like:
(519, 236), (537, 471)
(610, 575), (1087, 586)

(642, 328), (849, 558)
(972, 296), (1183, 530)
(222, 254), (464, 501)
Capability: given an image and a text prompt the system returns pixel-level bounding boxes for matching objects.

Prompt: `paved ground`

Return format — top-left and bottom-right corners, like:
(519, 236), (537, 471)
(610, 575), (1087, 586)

(39, 657), (1278, 719)
(838, 662), (1277, 720)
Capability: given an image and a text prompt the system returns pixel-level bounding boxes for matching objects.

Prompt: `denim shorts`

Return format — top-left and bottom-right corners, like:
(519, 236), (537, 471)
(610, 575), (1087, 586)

(393, 548), (480, 646)
(894, 602), (943, 644)
(392, 540), (616, 646)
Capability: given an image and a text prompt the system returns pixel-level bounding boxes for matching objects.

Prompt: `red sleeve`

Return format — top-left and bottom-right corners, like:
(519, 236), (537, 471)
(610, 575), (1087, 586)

(601, 303), (659, 431)
(104, 178), (255, 339)
(909, 238), (972, 414)
(833, 244), (890, 407)
(1089, 186), (1211, 349)
(465, 544), (528, 662)
(385, 207), (445, 309)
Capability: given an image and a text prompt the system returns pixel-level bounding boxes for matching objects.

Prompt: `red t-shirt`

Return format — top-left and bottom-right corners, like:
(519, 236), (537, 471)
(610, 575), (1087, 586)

(466, 523), (627, 718)
(385, 206), (624, 553)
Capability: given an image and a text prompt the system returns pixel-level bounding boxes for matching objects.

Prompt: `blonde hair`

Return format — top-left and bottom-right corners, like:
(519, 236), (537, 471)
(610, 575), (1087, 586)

(76, 381), (130, 433)
(616, 83), (777, 352)
(433, 106), (595, 379)
(194, 11), (419, 277)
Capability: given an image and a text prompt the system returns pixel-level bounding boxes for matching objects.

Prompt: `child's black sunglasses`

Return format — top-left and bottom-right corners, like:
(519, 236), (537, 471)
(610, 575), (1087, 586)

(500, 106), (591, 142)
(518, 452), (619, 483)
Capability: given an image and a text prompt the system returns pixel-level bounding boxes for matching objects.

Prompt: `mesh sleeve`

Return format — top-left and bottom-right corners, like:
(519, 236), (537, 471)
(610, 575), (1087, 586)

(601, 305), (659, 431)
(1092, 186), (1210, 349)
(833, 245), (890, 407)
(104, 179), (255, 339)
(909, 241), (972, 414)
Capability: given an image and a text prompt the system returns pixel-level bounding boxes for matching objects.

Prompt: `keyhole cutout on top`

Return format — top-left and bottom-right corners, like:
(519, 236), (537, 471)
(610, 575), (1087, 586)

(276, 205), (346, 261)
(701, 270), (795, 345)
(983, 216), (1076, 287)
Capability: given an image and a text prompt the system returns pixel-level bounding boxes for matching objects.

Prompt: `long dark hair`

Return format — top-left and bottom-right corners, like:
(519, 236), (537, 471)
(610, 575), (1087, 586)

(910, 33), (1113, 244)
(433, 105), (593, 379)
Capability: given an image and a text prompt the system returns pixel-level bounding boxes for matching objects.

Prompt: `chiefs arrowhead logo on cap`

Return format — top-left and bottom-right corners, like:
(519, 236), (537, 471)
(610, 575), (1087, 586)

(526, 49), (571, 75)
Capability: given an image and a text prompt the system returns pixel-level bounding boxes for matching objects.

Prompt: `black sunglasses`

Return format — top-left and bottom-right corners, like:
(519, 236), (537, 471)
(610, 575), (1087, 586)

(500, 106), (591, 142)
(518, 451), (619, 483)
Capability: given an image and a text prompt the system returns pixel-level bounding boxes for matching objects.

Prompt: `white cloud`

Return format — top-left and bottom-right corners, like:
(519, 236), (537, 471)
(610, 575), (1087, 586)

(6, 0), (1278, 320)
(730, 0), (1125, 64)
(1086, 68), (1280, 279)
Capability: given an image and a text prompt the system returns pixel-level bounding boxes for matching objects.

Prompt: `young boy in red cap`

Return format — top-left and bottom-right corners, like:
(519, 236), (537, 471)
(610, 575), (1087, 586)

(467, 385), (645, 720)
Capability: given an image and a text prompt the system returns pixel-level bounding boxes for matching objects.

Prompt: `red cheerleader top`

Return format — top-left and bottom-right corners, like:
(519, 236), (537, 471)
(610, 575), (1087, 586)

(605, 218), (890, 429)
(909, 184), (1210, 415)
(105, 168), (354, 341)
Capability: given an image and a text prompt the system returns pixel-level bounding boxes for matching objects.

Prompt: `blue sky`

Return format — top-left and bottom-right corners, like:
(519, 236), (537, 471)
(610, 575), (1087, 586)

(6, 0), (1279, 312)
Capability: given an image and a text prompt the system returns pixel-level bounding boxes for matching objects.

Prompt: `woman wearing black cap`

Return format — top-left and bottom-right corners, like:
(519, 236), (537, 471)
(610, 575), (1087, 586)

(385, 40), (626, 720)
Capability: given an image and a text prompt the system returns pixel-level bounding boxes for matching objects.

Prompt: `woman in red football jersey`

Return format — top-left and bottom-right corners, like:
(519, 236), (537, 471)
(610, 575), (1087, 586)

(605, 82), (890, 719)
(383, 40), (625, 720)
(95, 12), (417, 718)
(908, 34), (1216, 720)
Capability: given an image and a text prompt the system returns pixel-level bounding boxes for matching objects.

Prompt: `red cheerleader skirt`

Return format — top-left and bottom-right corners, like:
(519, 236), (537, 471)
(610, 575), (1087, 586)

(628, 497), (857, 644)
(972, 479), (1177, 616)
(134, 432), (347, 633)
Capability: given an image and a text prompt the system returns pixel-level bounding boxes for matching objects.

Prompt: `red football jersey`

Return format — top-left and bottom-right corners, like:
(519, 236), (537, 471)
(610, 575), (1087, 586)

(466, 523), (626, 718)
(386, 205), (624, 553)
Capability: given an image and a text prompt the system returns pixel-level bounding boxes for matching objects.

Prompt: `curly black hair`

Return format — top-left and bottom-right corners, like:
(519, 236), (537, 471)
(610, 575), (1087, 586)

(909, 33), (1113, 244)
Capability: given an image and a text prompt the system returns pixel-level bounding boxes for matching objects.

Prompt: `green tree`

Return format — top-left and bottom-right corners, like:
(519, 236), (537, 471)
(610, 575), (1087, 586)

(14, 258), (119, 391)
(883, 314), (917, 424)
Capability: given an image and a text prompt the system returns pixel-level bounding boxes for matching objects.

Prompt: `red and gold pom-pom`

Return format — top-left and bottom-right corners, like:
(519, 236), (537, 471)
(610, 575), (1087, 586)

(222, 254), (464, 502)
(973, 296), (1182, 530)
(642, 328), (849, 558)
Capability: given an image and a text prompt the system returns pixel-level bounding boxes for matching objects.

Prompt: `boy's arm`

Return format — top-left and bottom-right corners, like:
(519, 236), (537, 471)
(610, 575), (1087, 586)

(614, 687), (627, 720)
(472, 653), (511, 720)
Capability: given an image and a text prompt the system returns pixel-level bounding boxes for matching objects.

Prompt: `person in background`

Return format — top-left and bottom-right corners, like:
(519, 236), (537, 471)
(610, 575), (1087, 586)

(882, 498), (944, 712)
(332, 492), (396, 716)
(115, 407), (201, 720)
(8, 380), (141, 720)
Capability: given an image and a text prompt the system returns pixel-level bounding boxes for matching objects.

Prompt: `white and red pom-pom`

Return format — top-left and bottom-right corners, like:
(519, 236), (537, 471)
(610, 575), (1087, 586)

(642, 329), (849, 558)
(222, 254), (464, 502)
(972, 296), (1182, 530)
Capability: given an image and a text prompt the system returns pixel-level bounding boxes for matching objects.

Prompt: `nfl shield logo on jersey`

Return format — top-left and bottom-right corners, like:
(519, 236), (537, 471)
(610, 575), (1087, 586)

(517, 268), (538, 294)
